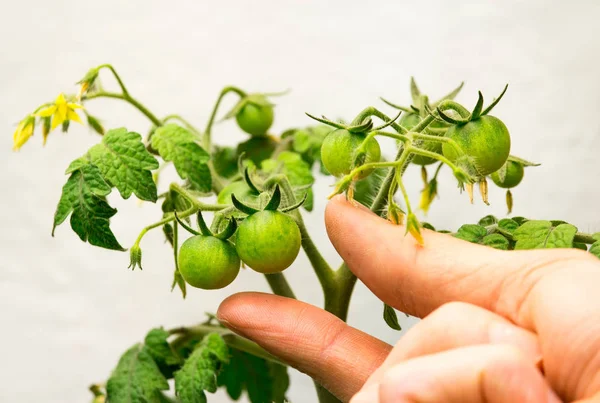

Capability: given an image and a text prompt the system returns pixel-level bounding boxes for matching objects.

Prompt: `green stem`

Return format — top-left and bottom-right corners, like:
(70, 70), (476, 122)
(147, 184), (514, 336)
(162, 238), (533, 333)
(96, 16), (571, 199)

(169, 324), (282, 365)
(169, 183), (229, 211)
(98, 64), (130, 96)
(202, 86), (246, 150)
(264, 273), (297, 299)
(295, 213), (336, 291)
(83, 91), (162, 127)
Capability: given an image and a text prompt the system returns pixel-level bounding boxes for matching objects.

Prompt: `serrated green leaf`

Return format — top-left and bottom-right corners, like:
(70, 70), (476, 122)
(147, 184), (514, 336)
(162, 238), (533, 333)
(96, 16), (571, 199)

(478, 215), (498, 226)
(483, 234), (510, 250)
(217, 349), (289, 403)
(498, 218), (519, 234)
(88, 128), (159, 201)
(106, 343), (169, 403)
(589, 241), (600, 259)
(53, 164), (123, 250)
(593, 233), (600, 242)
(512, 216), (529, 226)
(383, 303), (401, 331)
(174, 333), (229, 403)
(144, 327), (182, 373)
(152, 124), (211, 192)
(454, 224), (487, 243)
(261, 151), (315, 211)
(513, 221), (578, 249)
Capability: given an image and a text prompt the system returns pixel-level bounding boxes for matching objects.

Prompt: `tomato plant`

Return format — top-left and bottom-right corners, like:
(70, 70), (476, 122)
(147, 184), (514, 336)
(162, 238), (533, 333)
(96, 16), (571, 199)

(12, 66), (600, 403)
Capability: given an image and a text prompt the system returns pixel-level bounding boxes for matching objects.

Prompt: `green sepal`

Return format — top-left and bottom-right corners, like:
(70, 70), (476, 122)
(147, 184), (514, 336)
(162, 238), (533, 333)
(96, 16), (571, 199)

(470, 91), (485, 120)
(128, 244), (143, 270)
(280, 192), (308, 213)
(196, 211), (213, 237)
(481, 84), (509, 116)
(214, 219), (237, 241)
(174, 211), (202, 236)
(171, 269), (187, 299)
(231, 194), (260, 215)
(383, 303), (402, 331)
(244, 167), (261, 195)
(264, 185), (282, 211)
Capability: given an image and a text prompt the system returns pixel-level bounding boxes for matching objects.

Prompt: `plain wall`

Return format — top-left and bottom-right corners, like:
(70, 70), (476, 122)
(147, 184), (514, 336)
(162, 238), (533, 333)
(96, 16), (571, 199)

(1, 0), (599, 402)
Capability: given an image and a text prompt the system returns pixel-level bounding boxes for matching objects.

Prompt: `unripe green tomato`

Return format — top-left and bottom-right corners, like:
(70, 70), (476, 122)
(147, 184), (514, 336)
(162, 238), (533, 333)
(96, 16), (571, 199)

(235, 210), (301, 274)
(491, 160), (524, 188)
(236, 135), (278, 166)
(399, 113), (443, 166)
(217, 181), (256, 205)
(442, 115), (511, 176)
(178, 236), (240, 289)
(320, 129), (381, 179)
(235, 96), (274, 137)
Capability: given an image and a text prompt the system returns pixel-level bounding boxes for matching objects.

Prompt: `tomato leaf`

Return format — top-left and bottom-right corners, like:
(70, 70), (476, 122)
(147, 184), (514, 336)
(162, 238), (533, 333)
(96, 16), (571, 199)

(144, 328), (182, 378)
(174, 333), (229, 403)
(383, 303), (402, 331)
(478, 215), (498, 226)
(573, 242), (588, 251)
(106, 343), (169, 403)
(482, 233), (510, 250)
(589, 241), (600, 259)
(151, 124), (211, 192)
(53, 163), (123, 250)
(217, 349), (289, 403)
(498, 218), (519, 234)
(454, 224), (487, 243)
(513, 220), (578, 249)
(87, 128), (159, 201)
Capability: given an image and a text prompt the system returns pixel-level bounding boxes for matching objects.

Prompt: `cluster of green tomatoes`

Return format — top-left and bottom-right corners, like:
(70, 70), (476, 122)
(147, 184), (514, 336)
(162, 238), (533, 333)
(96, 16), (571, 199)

(176, 80), (533, 290)
(178, 95), (304, 290)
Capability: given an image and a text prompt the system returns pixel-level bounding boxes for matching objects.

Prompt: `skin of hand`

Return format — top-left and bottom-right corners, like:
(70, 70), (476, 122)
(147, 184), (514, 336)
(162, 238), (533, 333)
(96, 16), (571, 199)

(217, 195), (600, 402)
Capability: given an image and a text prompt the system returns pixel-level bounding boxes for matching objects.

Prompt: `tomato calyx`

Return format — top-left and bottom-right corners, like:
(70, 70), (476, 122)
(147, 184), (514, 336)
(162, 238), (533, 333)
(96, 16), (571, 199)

(305, 109), (401, 136)
(174, 210), (237, 241)
(435, 84), (509, 126)
(231, 184), (307, 217)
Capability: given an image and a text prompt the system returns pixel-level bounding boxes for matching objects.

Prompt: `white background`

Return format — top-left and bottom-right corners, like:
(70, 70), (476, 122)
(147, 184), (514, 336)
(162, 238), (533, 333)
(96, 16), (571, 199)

(1, 1), (600, 402)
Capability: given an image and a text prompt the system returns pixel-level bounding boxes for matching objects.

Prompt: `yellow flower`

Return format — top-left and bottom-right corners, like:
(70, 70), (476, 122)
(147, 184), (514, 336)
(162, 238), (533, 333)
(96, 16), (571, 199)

(12, 116), (35, 151)
(36, 93), (83, 130)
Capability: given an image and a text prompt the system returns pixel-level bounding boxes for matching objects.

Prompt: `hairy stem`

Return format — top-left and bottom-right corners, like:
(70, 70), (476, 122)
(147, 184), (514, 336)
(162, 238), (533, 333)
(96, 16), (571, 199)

(162, 114), (202, 135)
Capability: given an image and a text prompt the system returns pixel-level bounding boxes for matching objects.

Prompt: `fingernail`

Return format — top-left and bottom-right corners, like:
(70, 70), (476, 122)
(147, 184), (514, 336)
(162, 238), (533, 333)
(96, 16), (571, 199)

(489, 322), (542, 363)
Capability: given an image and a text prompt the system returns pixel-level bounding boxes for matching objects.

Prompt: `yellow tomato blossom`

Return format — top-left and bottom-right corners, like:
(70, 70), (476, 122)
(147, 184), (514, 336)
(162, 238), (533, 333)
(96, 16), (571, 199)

(36, 93), (84, 130)
(12, 116), (35, 151)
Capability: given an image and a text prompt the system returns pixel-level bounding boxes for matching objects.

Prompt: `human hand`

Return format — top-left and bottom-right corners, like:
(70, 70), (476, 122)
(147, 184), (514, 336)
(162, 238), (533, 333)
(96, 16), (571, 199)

(217, 195), (600, 402)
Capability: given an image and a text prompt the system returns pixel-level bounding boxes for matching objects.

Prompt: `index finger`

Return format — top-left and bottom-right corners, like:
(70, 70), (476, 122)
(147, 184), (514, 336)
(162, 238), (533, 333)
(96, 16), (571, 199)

(325, 195), (596, 325)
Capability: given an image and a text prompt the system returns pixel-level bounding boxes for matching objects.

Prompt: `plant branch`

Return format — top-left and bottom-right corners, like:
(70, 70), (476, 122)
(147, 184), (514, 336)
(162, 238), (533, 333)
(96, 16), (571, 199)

(264, 273), (297, 299)
(83, 91), (162, 127)
(202, 86), (246, 150)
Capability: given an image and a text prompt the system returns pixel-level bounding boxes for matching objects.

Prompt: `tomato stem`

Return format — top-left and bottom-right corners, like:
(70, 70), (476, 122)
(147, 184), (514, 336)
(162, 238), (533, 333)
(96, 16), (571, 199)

(83, 91), (162, 127)
(202, 86), (246, 150)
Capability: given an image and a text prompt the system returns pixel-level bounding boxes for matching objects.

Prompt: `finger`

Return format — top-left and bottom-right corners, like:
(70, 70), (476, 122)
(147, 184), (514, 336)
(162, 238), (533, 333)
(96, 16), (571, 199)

(351, 345), (560, 403)
(363, 302), (541, 388)
(325, 194), (597, 323)
(217, 292), (392, 401)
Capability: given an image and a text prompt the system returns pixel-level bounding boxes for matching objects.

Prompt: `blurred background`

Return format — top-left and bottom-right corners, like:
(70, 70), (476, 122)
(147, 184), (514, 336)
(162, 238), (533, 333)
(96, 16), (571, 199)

(1, 0), (600, 401)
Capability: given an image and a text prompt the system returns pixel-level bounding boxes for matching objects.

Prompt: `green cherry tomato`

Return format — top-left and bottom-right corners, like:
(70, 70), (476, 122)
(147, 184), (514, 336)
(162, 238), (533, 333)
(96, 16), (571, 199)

(491, 160), (524, 188)
(320, 129), (381, 179)
(235, 95), (274, 137)
(236, 135), (278, 166)
(178, 236), (240, 289)
(442, 115), (511, 176)
(399, 113), (443, 166)
(235, 210), (301, 273)
(217, 181), (256, 205)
